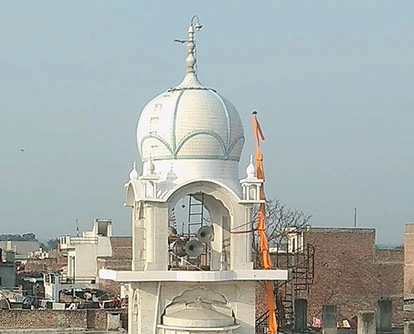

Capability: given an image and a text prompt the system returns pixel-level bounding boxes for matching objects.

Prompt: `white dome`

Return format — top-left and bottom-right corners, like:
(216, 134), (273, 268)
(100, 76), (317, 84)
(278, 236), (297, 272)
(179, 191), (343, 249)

(137, 73), (245, 163)
(134, 21), (246, 194)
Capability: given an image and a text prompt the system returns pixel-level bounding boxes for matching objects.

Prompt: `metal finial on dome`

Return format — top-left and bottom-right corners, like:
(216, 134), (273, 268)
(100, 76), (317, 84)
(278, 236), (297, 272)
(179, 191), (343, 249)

(175, 16), (203, 88)
(185, 15), (202, 74)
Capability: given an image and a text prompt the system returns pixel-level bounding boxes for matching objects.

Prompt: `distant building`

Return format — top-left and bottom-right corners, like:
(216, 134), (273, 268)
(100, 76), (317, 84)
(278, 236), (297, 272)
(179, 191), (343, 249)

(0, 240), (39, 260)
(59, 218), (112, 280)
(43, 219), (131, 301)
(0, 249), (16, 288)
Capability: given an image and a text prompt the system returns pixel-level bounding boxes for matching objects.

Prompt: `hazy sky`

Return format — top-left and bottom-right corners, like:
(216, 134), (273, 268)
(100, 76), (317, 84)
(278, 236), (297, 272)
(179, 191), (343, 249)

(0, 1), (413, 245)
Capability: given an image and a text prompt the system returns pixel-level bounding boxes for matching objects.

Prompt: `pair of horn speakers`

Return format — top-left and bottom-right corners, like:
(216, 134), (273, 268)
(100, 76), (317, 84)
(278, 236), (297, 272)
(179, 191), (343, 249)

(184, 225), (214, 258)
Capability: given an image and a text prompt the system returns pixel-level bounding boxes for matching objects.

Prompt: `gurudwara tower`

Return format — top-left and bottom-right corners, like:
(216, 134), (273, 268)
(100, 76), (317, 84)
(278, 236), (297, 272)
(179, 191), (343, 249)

(100, 16), (287, 334)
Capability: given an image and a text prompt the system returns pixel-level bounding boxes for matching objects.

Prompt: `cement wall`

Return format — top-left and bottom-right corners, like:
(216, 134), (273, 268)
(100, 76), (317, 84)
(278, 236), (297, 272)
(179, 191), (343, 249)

(0, 263), (16, 288)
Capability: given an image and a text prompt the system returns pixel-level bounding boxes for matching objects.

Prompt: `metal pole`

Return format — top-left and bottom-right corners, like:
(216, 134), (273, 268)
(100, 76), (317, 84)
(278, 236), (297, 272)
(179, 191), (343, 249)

(354, 208), (357, 228)
(291, 248), (296, 333)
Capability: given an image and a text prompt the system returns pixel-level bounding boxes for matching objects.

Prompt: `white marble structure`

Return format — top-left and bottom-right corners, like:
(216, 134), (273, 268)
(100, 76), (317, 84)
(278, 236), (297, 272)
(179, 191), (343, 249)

(100, 16), (287, 334)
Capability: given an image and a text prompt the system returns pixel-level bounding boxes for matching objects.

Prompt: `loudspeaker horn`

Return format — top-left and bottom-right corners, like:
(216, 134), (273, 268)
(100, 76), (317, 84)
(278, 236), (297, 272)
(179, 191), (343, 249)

(197, 225), (214, 243)
(172, 239), (187, 257)
(185, 239), (204, 258)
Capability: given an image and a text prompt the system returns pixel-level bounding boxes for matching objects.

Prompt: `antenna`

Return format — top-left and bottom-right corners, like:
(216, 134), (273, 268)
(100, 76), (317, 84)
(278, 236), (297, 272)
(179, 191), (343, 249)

(76, 219), (80, 237)
(354, 208), (357, 228)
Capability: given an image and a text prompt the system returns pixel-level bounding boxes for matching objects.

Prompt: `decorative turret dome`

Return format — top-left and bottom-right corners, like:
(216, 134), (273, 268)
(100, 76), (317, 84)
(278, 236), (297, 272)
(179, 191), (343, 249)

(135, 17), (245, 192)
(129, 161), (139, 180)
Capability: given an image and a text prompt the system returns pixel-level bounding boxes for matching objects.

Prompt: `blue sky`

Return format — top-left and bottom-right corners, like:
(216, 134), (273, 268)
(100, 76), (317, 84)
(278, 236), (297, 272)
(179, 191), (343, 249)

(0, 1), (413, 245)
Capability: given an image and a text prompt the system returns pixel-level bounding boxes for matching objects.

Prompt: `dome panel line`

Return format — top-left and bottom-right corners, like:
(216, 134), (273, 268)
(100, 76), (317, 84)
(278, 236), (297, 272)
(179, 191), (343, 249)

(140, 134), (174, 159)
(171, 90), (186, 154)
(174, 130), (227, 159)
(210, 89), (231, 149)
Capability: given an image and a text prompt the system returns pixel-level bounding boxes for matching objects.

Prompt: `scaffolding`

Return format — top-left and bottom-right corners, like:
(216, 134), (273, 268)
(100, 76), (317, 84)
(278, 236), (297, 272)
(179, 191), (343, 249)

(255, 229), (315, 333)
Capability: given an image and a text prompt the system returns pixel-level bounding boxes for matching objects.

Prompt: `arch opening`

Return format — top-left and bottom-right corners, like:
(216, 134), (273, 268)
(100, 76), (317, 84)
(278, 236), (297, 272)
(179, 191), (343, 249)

(167, 189), (232, 271)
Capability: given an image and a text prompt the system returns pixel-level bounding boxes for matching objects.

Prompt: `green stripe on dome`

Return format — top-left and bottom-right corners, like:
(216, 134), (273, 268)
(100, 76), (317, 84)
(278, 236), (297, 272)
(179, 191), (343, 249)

(210, 90), (231, 149)
(171, 90), (185, 153)
(142, 155), (240, 162)
(140, 134), (174, 156)
(228, 134), (245, 156)
(175, 130), (227, 158)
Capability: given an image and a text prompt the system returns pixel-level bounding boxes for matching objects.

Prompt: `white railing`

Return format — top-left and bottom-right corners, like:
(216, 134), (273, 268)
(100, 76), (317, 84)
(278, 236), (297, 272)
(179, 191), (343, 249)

(58, 276), (97, 284)
(59, 236), (98, 246)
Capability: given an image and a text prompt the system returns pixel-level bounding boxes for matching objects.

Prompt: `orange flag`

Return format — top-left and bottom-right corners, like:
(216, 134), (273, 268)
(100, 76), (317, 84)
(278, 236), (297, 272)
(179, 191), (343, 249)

(251, 111), (277, 334)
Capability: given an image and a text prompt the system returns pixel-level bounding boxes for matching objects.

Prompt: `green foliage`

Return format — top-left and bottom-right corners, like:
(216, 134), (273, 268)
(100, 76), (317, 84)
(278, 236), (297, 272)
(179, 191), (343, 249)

(0, 233), (37, 241)
(39, 238), (59, 251)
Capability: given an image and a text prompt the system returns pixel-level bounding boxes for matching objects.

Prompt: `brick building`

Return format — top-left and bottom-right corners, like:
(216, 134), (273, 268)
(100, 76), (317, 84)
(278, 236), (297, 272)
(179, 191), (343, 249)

(255, 226), (407, 327)
(404, 224), (414, 296)
(300, 228), (403, 324)
(98, 236), (132, 296)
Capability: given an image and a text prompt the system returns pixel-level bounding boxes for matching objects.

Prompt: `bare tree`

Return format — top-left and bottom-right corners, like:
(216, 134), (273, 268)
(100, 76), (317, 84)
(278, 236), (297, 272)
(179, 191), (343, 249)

(253, 199), (313, 328)
(253, 198), (312, 252)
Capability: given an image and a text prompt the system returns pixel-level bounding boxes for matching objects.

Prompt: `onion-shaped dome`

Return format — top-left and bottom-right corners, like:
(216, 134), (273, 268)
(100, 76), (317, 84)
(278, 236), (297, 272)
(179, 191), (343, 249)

(136, 23), (244, 165)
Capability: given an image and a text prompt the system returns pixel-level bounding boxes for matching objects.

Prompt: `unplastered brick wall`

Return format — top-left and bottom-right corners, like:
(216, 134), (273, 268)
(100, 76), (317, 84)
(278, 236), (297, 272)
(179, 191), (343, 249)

(404, 224), (414, 295)
(97, 258), (132, 271)
(255, 280), (269, 319)
(0, 309), (84, 329)
(302, 228), (403, 324)
(110, 236), (132, 259)
(0, 309), (120, 330)
(97, 257), (131, 296)
(23, 256), (66, 273)
(375, 248), (403, 263)
(99, 278), (123, 297)
(96, 237), (131, 297)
